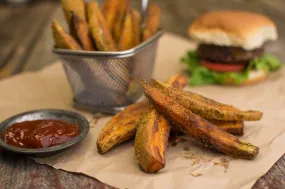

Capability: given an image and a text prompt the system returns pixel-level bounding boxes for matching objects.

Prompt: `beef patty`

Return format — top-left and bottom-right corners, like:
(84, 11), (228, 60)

(197, 44), (264, 64)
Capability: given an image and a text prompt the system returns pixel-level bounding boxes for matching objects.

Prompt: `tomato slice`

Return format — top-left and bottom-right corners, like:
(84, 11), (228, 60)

(200, 60), (245, 72)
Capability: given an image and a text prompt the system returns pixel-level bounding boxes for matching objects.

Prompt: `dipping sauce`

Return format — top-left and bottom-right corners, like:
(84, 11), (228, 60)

(1, 120), (79, 148)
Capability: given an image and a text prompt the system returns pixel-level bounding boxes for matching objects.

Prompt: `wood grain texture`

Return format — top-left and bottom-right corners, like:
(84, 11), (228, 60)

(0, 1), (57, 78)
(252, 155), (285, 189)
(0, 0), (285, 188)
(0, 150), (116, 189)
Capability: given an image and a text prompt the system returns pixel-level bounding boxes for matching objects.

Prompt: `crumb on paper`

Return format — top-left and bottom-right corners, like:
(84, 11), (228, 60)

(214, 158), (230, 173)
(170, 136), (188, 146)
(191, 173), (202, 177)
(183, 151), (209, 165)
(183, 147), (190, 151)
(89, 113), (108, 127)
(181, 148), (230, 171)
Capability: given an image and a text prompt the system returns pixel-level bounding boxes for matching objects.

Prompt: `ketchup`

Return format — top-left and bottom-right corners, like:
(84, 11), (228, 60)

(1, 120), (79, 148)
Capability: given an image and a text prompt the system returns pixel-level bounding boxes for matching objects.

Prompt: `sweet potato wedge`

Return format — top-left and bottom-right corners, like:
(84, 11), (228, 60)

(142, 80), (259, 159)
(150, 79), (263, 121)
(143, 4), (161, 41)
(52, 20), (82, 50)
(135, 108), (170, 173)
(97, 75), (186, 154)
(133, 76), (185, 172)
(208, 120), (244, 136)
(171, 120), (244, 136)
(113, 0), (129, 42)
(102, 0), (120, 31)
(71, 11), (95, 51)
(132, 9), (141, 46)
(60, 0), (86, 35)
(87, 1), (117, 51)
(118, 10), (135, 50)
(97, 101), (149, 154)
(167, 74), (187, 90)
(134, 76), (185, 173)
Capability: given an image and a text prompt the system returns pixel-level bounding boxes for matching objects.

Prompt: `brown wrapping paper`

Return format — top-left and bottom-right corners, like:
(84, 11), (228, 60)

(1, 33), (285, 189)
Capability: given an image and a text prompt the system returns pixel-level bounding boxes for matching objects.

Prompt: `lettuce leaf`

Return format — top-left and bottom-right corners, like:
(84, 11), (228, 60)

(181, 51), (282, 86)
(248, 54), (282, 73)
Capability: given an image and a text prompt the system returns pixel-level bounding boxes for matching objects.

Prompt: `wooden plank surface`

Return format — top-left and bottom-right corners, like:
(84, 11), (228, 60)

(0, 0), (285, 188)
(0, 150), (116, 189)
(0, 1), (57, 78)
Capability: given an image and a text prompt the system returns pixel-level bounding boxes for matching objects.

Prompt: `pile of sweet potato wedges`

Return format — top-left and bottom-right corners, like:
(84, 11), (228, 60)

(52, 0), (161, 51)
(97, 75), (263, 173)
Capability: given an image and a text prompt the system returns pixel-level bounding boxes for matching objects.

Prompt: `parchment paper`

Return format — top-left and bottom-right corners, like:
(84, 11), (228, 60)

(1, 33), (285, 189)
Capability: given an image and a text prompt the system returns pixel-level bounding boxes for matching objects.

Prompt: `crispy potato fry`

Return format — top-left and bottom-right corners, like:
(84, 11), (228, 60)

(87, 1), (117, 51)
(143, 4), (161, 41)
(60, 0), (86, 35)
(132, 9), (141, 46)
(135, 108), (170, 173)
(102, 0), (120, 31)
(97, 75), (186, 154)
(71, 12), (95, 51)
(113, 0), (129, 42)
(118, 10), (135, 50)
(52, 20), (82, 50)
(142, 80), (259, 159)
(151, 80), (263, 121)
(209, 120), (244, 136)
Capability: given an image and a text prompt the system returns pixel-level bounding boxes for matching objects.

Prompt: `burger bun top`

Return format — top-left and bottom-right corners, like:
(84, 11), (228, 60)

(189, 10), (278, 50)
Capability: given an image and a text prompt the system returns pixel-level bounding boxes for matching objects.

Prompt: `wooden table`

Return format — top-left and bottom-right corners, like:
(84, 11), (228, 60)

(1, 0), (285, 188)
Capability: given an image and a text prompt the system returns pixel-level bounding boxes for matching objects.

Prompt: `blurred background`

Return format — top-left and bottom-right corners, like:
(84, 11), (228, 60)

(0, 0), (284, 79)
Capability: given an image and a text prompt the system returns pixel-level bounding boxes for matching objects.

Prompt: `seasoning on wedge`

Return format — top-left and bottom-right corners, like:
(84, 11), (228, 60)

(71, 11), (95, 51)
(52, 20), (82, 50)
(150, 79), (263, 121)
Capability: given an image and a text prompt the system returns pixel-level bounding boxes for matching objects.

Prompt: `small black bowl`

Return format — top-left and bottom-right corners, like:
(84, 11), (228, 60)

(0, 109), (89, 157)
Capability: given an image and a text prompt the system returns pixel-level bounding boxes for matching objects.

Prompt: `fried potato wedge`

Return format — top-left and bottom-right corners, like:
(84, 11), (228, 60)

(132, 9), (141, 46)
(52, 20), (82, 50)
(143, 4), (161, 41)
(71, 12), (95, 51)
(87, 1), (117, 51)
(150, 79), (263, 121)
(97, 75), (186, 154)
(113, 0), (129, 42)
(118, 10), (135, 50)
(142, 80), (259, 159)
(102, 0), (120, 31)
(61, 0), (86, 35)
(209, 120), (244, 136)
(135, 108), (170, 173)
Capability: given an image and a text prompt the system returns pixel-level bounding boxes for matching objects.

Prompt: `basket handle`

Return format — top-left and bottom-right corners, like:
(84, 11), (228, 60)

(141, 0), (149, 30)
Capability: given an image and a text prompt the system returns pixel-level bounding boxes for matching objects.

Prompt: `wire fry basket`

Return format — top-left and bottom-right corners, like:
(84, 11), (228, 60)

(53, 30), (163, 114)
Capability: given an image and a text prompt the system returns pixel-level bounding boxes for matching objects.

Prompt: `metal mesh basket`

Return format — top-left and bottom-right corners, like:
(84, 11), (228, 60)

(54, 30), (163, 114)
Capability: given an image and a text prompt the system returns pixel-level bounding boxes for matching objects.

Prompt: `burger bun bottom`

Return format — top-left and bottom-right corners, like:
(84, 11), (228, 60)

(224, 69), (267, 85)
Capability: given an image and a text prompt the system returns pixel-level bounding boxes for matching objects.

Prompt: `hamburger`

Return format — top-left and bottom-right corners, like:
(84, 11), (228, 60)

(181, 10), (282, 86)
